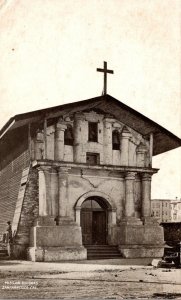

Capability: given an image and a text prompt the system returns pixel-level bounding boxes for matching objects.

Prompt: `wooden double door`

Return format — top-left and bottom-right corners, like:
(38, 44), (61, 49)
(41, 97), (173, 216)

(81, 209), (107, 245)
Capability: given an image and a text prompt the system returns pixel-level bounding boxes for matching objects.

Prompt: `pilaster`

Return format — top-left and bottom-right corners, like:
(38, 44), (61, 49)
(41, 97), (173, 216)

(136, 143), (147, 167)
(58, 166), (71, 222)
(75, 206), (81, 226)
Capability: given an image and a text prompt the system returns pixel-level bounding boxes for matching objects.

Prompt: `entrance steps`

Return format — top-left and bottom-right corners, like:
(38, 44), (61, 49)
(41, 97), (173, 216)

(86, 245), (122, 260)
(0, 242), (9, 260)
(0, 249), (9, 260)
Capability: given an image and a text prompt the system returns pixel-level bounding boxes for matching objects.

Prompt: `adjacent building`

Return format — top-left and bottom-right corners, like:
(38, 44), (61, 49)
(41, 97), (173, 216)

(151, 199), (181, 223)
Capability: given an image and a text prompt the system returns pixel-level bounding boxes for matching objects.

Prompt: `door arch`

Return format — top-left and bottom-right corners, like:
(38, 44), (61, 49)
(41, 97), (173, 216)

(80, 197), (108, 245)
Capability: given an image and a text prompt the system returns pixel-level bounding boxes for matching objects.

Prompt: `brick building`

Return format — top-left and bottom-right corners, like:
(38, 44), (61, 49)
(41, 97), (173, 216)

(151, 199), (181, 223)
(0, 94), (181, 261)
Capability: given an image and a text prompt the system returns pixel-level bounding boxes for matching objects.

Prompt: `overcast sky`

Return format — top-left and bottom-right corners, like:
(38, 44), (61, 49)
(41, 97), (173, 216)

(0, 0), (180, 199)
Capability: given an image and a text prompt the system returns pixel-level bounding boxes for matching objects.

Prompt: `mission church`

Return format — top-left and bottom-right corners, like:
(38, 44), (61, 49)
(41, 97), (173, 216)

(0, 62), (181, 261)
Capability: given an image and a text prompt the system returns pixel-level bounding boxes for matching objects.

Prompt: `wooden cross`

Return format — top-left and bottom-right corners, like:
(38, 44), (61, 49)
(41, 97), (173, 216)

(97, 61), (114, 95)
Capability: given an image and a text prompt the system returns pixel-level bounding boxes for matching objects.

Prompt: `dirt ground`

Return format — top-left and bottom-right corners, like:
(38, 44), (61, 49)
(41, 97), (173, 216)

(0, 259), (181, 299)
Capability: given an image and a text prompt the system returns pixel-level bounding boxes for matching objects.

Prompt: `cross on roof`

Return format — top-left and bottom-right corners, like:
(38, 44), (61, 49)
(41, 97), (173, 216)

(97, 61), (114, 95)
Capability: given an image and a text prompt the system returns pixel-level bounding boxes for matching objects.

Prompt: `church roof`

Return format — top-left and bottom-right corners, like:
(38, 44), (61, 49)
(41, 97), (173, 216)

(0, 94), (181, 156)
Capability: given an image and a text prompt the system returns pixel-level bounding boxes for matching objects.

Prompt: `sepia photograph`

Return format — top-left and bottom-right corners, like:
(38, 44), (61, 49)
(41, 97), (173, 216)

(0, 0), (181, 299)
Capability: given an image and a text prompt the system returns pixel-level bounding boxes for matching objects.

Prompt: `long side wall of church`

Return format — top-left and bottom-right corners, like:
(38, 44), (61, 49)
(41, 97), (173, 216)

(0, 146), (30, 237)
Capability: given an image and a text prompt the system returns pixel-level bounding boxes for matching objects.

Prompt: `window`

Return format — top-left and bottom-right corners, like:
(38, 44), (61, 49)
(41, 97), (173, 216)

(112, 130), (120, 150)
(64, 125), (74, 146)
(86, 153), (100, 165)
(81, 199), (102, 209)
(88, 122), (98, 142)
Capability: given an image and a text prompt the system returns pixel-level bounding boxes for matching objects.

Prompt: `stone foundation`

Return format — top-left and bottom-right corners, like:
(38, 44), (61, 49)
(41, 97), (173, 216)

(12, 243), (28, 259)
(27, 246), (87, 262)
(118, 220), (164, 258)
(119, 244), (164, 258)
(107, 224), (120, 245)
(28, 220), (87, 261)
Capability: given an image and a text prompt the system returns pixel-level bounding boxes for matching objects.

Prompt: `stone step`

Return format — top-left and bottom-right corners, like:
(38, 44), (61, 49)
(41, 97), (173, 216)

(86, 247), (120, 251)
(0, 242), (8, 250)
(86, 245), (119, 248)
(0, 256), (10, 260)
(87, 253), (121, 258)
(86, 249), (120, 253)
(87, 256), (121, 260)
(0, 249), (9, 260)
(0, 253), (8, 257)
(86, 245), (122, 260)
(0, 249), (8, 255)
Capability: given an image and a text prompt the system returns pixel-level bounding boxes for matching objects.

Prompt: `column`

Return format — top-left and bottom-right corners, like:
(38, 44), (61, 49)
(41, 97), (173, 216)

(38, 168), (47, 216)
(142, 173), (152, 218)
(149, 133), (153, 167)
(43, 167), (51, 215)
(125, 172), (136, 217)
(136, 143), (147, 167)
(58, 167), (69, 219)
(103, 118), (113, 164)
(43, 118), (47, 159)
(54, 122), (67, 161)
(73, 113), (85, 163)
(121, 127), (132, 166)
(48, 168), (58, 216)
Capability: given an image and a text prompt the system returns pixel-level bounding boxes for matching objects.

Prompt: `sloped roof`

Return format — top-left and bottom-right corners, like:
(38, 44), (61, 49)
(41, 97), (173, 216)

(0, 94), (181, 156)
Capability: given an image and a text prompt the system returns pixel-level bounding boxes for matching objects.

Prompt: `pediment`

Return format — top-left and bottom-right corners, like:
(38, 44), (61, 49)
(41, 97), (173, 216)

(0, 94), (180, 156)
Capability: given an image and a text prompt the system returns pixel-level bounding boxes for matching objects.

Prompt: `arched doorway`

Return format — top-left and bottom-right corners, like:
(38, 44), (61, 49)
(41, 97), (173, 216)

(80, 197), (108, 245)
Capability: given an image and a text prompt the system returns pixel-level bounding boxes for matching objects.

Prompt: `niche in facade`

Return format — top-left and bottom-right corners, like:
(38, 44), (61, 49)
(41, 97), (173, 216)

(112, 130), (120, 150)
(64, 125), (74, 146)
(86, 152), (100, 165)
(88, 122), (98, 142)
